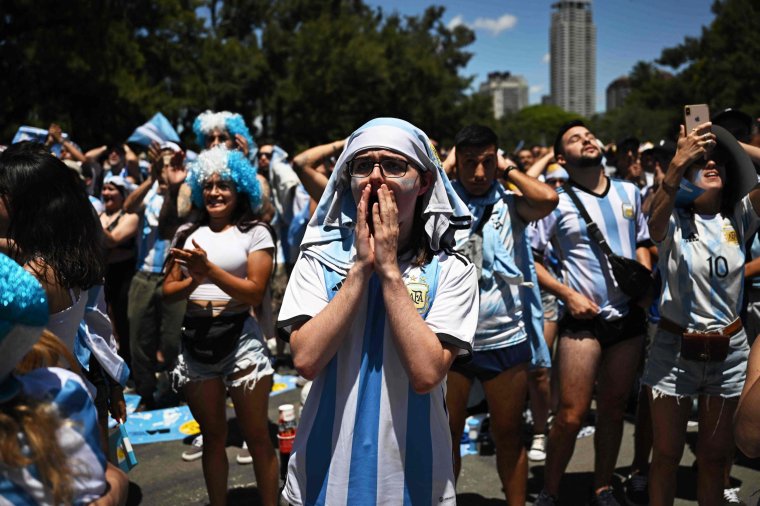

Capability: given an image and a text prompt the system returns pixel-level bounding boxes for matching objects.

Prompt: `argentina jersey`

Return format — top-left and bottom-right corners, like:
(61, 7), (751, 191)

(0, 368), (107, 505)
(277, 252), (478, 506)
(454, 193), (527, 351)
(136, 182), (170, 273)
(657, 196), (760, 331)
(532, 178), (650, 321)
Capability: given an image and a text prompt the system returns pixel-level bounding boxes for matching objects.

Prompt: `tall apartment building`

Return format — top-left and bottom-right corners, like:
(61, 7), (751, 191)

(606, 76), (631, 111)
(550, 0), (596, 117)
(479, 71), (529, 119)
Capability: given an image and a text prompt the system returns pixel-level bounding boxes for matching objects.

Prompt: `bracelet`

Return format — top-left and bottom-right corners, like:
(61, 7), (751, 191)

(503, 165), (517, 179)
(661, 181), (678, 195)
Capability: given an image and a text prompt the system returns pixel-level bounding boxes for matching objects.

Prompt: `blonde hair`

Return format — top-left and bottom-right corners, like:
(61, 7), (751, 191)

(16, 329), (82, 376)
(0, 330), (84, 505)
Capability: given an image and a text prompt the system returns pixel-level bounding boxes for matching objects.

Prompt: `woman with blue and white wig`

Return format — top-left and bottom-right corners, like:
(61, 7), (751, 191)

(163, 145), (279, 505)
(277, 118), (479, 505)
(193, 110), (256, 160)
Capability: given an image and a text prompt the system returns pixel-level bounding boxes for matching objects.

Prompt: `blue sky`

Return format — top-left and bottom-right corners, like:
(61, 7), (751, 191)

(366, 0), (716, 113)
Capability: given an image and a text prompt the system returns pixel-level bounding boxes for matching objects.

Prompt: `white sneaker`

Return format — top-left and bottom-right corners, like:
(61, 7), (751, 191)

(528, 434), (547, 461)
(723, 487), (744, 505)
(236, 441), (253, 465)
(181, 434), (203, 462)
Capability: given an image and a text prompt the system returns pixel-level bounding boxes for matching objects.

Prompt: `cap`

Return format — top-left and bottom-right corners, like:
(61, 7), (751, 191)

(713, 108), (753, 143)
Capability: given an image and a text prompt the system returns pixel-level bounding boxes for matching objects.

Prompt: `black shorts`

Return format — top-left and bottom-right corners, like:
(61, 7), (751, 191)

(449, 340), (531, 382)
(559, 304), (646, 350)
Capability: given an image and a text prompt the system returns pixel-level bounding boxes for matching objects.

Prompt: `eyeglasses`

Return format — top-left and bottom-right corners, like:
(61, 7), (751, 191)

(347, 157), (410, 178)
(257, 151), (273, 159)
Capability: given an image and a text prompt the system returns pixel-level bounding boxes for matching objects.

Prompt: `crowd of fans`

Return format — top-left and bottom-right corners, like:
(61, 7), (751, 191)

(1, 106), (760, 506)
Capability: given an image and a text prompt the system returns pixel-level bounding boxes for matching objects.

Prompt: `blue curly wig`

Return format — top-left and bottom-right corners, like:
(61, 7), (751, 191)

(192, 110), (256, 157)
(187, 146), (262, 212)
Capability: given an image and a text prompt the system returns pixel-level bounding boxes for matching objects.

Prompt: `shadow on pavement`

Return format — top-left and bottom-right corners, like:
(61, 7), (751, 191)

(457, 492), (508, 505)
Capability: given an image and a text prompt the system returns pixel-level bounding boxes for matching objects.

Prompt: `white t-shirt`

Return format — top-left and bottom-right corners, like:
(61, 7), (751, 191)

(277, 252), (478, 506)
(657, 195), (760, 331)
(178, 224), (274, 302)
(532, 178), (650, 320)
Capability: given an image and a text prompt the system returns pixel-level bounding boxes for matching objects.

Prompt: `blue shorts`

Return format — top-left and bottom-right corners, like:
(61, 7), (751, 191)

(450, 340), (531, 382)
(642, 327), (749, 398)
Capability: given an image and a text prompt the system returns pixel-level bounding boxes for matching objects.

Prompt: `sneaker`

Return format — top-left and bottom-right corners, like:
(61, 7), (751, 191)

(236, 441), (253, 465)
(624, 472), (648, 506)
(723, 487), (745, 505)
(591, 487), (621, 506)
(528, 434), (547, 462)
(181, 434), (203, 462)
(534, 489), (559, 506)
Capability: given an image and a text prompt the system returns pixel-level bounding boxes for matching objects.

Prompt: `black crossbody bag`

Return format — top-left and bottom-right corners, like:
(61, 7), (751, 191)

(563, 183), (653, 301)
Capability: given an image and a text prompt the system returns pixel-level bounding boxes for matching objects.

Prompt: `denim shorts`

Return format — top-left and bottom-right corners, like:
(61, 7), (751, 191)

(449, 340), (531, 382)
(171, 316), (274, 391)
(642, 327), (749, 399)
(541, 289), (560, 322)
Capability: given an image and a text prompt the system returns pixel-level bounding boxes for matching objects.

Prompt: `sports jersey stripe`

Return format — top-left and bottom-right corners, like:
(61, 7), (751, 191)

(305, 356), (338, 505)
(57, 377), (107, 470)
(403, 388), (432, 505)
(597, 192), (624, 257)
(304, 266), (343, 505)
(0, 477), (37, 505)
(611, 181), (636, 251)
(347, 275), (386, 504)
(707, 223), (730, 322)
(680, 226), (694, 319)
(402, 255), (438, 504)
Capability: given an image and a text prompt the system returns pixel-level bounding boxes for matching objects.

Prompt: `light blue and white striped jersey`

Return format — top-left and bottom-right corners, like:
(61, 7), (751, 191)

(453, 190), (527, 351)
(748, 232), (760, 290)
(657, 196), (760, 331)
(532, 178), (650, 320)
(0, 368), (107, 506)
(135, 182), (170, 273)
(277, 252), (478, 506)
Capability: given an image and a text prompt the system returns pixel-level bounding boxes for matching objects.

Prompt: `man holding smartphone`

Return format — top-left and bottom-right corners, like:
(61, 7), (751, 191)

(447, 125), (558, 506)
(533, 121), (652, 506)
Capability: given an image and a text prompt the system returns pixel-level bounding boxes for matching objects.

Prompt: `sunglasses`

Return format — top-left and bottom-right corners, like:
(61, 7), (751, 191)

(257, 151), (273, 159)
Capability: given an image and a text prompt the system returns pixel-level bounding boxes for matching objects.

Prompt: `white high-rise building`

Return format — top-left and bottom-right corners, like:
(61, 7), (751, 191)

(550, 0), (596, 117)
(479, 72), (529, 120)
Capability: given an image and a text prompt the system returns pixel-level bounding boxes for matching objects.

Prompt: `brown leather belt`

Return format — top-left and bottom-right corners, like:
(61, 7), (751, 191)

(658, 317), (742, 337)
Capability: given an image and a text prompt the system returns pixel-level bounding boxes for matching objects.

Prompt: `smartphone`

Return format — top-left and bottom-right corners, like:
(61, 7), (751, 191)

(684, 104), (710, 132)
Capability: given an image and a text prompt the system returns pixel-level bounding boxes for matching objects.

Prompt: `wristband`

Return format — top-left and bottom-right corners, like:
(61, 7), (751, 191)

(503, 165), (517, 179)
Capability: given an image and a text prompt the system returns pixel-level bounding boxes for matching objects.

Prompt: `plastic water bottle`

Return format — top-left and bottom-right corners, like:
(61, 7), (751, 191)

(278, 404), (297, 482)
(467, 418), (479, 454)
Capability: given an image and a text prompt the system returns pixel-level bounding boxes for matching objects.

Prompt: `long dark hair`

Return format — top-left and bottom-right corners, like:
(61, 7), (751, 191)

(170, 182), (275, 258)
(0, 143), (105, 289)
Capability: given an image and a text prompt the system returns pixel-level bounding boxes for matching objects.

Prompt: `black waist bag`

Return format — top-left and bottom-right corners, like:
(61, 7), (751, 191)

(607, 254), (653, 300)
(181, 312), (248, 364)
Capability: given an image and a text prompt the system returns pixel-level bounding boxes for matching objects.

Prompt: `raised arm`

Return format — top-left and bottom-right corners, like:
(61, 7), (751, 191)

(525, 148), (555, 179)
(503, 153), (559, 223)
(291, 139), (344, 202)
(101, 213), (139, 248)
(123, 173), (155, 214)
(648, 123), (714, 242)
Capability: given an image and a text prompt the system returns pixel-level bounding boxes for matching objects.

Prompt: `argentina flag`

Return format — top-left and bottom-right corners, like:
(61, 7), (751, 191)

(127, 112), (180, 147)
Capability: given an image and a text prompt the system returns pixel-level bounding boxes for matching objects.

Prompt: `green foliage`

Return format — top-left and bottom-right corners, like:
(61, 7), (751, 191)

(495, 105), (582, 151)
(0, 0), (481, 153)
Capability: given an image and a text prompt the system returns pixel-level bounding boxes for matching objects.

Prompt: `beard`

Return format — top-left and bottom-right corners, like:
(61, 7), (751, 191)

(574, 152), (604, 168)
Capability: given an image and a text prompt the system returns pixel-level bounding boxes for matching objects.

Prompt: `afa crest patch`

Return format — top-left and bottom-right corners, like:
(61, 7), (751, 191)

(723, 225), (739, 245)
(622, 204), (634, 220)
(406, 275), (431, 315)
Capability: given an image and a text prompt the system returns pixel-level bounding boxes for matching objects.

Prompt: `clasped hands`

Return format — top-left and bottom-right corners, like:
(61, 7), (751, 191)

(170, 239), (210, 282)
(354, 184), (401, 280)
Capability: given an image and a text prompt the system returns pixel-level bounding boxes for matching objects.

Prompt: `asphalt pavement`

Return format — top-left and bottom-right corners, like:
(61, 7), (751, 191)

(124, 376), (760, 505)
